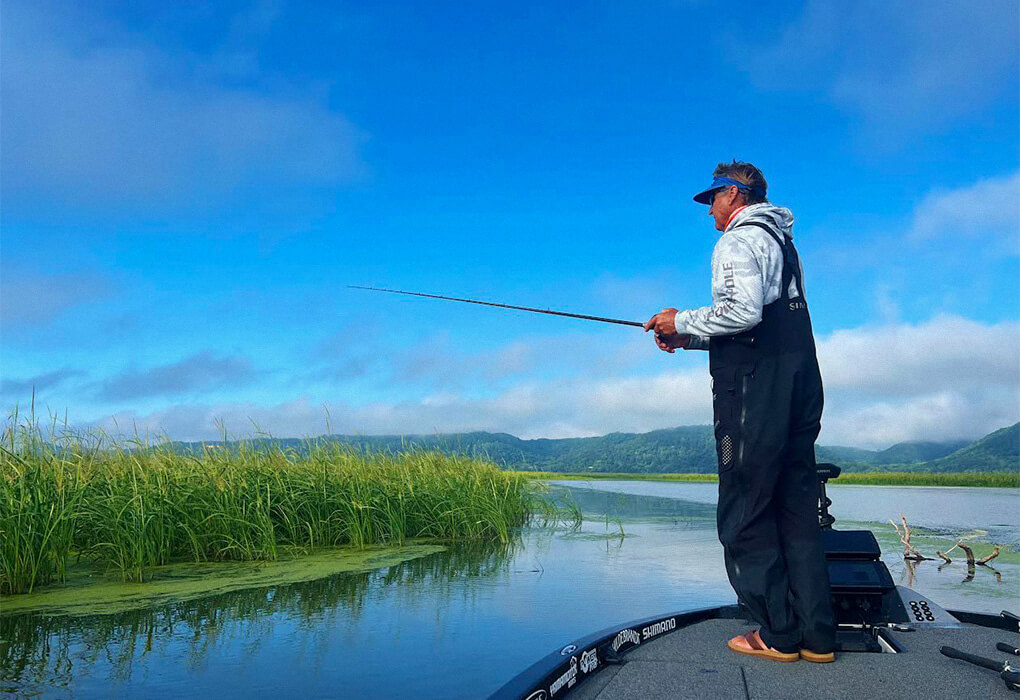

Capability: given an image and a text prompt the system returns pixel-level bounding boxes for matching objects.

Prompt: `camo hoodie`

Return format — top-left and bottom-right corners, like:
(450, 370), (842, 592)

(674, 203), (804, 351)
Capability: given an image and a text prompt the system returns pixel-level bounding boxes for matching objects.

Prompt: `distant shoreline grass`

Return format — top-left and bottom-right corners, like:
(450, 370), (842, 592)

(517, 471), (1018, 488)
(1, 418), (535, 596)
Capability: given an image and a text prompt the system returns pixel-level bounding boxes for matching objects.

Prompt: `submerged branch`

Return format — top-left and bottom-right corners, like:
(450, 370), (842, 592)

(956, 541), (976, 583)
(894, 514), (933, 561)
(977, 545), (1001, 565)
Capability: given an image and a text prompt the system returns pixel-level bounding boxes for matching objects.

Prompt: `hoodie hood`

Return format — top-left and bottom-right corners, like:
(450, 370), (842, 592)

(727, 203), (795, 238)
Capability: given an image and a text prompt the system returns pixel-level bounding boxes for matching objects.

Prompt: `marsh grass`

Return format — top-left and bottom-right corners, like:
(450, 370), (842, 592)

(1, 415), (535, 595)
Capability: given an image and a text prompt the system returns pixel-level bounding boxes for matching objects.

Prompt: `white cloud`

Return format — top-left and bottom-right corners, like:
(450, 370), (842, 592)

(79, 316), (1020, 448)
(590, 273), (681, 321)
(0, 271), (112, 326)
(814, 316), (1020, 447)
(909, 171), (1020, 251)
(817, 316), (1020, 398)
(0, 369), (86, 401)
(304, 324), (657, 392)
(84, 370), (714, 443)
(820, 392), (1016, 449)
(95, 352), (260, 401)
(739, 0), (1018, 138)
(1, 1), (364, 209)
(871, 283), (901, 325)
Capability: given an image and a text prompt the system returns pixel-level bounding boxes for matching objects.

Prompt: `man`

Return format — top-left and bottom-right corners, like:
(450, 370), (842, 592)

(643, 161), (835, 663)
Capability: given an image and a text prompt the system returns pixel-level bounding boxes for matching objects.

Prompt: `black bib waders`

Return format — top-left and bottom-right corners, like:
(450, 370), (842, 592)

(709, 221), (835, 654)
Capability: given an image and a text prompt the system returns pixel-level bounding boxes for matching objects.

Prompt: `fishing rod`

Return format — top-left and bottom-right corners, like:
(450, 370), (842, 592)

(940, 645), (1020, 692)
(348, 285), (644, 328)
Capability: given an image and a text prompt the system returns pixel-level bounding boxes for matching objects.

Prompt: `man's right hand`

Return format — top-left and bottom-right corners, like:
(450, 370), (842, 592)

(654, 332), (691, 353)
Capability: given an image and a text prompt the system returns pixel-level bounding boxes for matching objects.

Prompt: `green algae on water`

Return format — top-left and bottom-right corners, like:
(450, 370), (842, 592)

(0, 544), (445, 618)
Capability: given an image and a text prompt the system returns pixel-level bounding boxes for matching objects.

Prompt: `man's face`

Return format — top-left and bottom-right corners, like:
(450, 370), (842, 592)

(708, 185), (743, 231)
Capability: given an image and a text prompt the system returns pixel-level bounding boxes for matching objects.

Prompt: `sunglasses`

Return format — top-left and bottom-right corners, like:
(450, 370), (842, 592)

(709, 185), (745, 205)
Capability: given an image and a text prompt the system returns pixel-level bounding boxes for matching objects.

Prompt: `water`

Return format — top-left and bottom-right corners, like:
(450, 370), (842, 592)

(2, 482), (1017, 698)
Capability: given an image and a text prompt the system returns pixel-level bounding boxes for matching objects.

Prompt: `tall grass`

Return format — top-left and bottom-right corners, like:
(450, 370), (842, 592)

(0, 417), (533, 595)
(824, 471), (1019, 487)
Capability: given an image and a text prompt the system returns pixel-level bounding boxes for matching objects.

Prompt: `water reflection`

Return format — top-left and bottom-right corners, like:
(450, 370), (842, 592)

(902, 556), (1004, 588)
(549, 483), (717, 522)
(1, 483), (1014, 699)
(0, 540), (516, 696)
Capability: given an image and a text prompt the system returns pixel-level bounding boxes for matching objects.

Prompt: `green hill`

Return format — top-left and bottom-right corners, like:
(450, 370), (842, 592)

(815, 439), (970, 466)
(172, 426), (719, 473)
(814, 445), (882, 465)
(922, 423), (1019, 472)
(169, 423), (1018, 474)
(873, 439), (971, 465)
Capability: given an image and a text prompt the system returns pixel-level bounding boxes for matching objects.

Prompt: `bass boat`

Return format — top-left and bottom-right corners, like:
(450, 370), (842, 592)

(489, 464), (1020, 699)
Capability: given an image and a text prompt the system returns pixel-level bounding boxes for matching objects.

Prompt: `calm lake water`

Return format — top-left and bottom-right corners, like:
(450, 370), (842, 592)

(2, 482), (1017, 699)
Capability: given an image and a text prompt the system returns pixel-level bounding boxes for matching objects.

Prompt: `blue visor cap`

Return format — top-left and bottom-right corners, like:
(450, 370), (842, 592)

(693, 176), (764, 204)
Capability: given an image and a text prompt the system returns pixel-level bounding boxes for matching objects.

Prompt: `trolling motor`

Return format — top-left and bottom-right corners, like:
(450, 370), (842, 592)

(816, 462), (839, 529)
(815, 463), (905, 650)
(941, 645), (1020, 692)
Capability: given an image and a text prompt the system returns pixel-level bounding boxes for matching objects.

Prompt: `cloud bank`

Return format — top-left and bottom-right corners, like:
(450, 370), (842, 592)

(83, 316), (1020, 449)
(95, 352), (259, 401)
(0, 369), (85, 401)
(909, 171), (1020, 252)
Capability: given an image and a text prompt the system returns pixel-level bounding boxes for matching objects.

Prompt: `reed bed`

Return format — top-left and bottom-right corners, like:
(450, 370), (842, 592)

(1, 419), (533, 595)
(827, 471), (1018, 488)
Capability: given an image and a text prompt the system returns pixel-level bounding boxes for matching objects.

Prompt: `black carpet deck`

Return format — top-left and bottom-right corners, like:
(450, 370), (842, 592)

(570, 618), (1018, 699)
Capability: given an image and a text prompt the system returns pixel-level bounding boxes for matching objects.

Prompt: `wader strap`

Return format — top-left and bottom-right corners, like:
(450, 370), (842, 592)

(742, 220), (786, 250)
(739, 220), (803, 302)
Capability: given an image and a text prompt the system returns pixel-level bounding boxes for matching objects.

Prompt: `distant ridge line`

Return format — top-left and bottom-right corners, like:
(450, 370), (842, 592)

(169, 423), (1020, 475)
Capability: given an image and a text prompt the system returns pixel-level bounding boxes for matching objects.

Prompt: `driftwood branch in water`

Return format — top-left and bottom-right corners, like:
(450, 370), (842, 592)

(936, 542), (959, 566)
(933, 541), (1001, 581)
(891, 514), (934, 561)
(902, 558), (918, 587)
(957, 541), (976, 583)
(978, 546), (1001, 566)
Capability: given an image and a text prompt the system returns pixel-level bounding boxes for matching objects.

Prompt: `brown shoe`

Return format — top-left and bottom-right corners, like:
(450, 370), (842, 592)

(727, 630), (799, 662)
(799, 649), (835, 663)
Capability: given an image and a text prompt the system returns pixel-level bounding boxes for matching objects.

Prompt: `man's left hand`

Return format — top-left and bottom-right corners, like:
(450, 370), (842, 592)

(644, 308), (679, 336)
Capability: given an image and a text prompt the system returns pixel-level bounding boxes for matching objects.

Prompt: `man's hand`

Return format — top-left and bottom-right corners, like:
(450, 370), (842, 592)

(644, 308), (691, 353)
(653, 331), (691, 353)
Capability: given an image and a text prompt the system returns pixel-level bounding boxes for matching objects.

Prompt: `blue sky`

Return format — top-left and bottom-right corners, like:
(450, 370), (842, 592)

(2, 0), (1018, 447)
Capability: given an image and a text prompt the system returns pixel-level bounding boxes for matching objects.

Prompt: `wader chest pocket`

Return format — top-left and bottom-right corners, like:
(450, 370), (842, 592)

(711, 365), (754, 474)
(711, 368), (739, 473)
(711, 367), (742, 424)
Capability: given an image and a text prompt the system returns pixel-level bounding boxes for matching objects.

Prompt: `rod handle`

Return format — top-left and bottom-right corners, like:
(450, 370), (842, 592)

(940, 645), (1004, 672)
(998, 642), (1020, 657)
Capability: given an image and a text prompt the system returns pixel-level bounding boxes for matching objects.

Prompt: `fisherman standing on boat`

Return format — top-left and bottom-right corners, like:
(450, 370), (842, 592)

(644, 161), (836, 663)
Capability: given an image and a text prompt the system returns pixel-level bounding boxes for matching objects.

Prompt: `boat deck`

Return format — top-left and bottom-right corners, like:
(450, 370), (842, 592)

(570, 617), (1018, 700)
